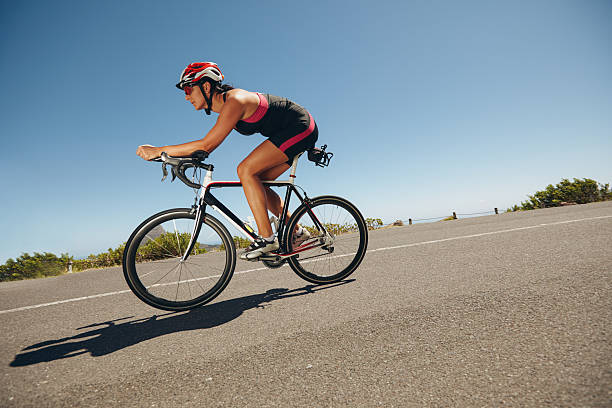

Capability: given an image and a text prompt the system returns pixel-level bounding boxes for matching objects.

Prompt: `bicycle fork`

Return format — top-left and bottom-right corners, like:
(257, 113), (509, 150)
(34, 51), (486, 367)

(181, 201), (206, 262)
(181, 170), (213, 262)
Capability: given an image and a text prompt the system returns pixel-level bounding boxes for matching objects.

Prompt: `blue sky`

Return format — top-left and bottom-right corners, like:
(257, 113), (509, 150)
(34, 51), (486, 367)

(1, 0), (611, 262)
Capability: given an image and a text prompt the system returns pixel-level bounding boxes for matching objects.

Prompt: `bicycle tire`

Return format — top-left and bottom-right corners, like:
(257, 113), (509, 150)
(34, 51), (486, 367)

(284, 196), (368, 284)
(123, 209), (236, 311)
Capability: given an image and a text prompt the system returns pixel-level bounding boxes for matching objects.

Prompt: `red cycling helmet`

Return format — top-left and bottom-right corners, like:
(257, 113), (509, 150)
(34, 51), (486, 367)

(176, 62), (224, 90)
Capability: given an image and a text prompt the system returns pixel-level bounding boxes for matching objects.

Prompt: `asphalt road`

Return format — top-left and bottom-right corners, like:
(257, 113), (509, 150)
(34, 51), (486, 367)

(1, 202), (611, 407)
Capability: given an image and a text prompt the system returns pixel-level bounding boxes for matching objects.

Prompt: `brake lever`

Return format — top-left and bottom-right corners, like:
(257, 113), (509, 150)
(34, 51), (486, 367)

(171, 167), (177, 182)
(161, 162), (168, 182)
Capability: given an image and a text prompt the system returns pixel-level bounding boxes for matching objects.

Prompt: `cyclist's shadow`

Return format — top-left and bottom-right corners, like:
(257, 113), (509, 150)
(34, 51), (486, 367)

(10, 280), (353, 367)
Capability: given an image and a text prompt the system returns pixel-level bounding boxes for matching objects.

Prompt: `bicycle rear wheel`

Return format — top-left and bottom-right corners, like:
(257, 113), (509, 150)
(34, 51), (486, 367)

(123, 209), (236, 311)
(285, 196), (368, 284)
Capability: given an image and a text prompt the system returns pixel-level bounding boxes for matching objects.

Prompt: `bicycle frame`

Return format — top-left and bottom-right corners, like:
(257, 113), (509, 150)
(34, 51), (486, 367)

(182, 155), (326, 261)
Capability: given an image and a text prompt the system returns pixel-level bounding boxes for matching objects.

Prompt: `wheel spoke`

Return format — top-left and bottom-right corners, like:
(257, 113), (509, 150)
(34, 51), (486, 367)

(148, 263), (181, 288)
(172, 219), (183, 256)
(142, 233), (177, 259)
(175, 263), (183, 301)
(183, 263), (209, 294)
(138, 259), (180, 280)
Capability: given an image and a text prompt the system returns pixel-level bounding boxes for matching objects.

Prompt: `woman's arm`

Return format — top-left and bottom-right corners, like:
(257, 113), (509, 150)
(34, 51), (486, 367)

(136, 92), (248, 160)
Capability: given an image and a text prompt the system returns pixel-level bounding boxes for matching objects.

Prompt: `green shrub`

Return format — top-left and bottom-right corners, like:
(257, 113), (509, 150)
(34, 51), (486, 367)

(233, 236), (251, 249)
(365, 218), (383, 230)
(509, 178), (611, 211)
(135, 232), (208, 263)
(219, 236), (250, 251)
(72, 243), (126, 271)
(0, 252), (71, 281)
(303, 222), (361, 237)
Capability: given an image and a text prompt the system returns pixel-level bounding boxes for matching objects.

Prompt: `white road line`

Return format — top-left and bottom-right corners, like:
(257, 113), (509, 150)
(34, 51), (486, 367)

(0, 266), (273, 315)
(0, 290), (133, 315)
(369, 225), (543, 252)
(1, 214), (610, 315)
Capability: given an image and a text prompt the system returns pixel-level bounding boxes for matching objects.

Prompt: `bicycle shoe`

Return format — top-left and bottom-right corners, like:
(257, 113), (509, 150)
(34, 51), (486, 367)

(292, 226), (312, 246)
(240, 237), (279, 260)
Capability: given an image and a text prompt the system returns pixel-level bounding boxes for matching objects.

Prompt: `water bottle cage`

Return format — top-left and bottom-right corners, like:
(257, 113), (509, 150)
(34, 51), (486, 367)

(307, 144), (334, 167)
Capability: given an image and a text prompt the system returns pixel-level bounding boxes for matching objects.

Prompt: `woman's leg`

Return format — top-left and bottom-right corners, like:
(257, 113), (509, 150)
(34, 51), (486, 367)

(259, 164), (291, 218)
(259, 163), (308, 236)
(237, 140), (289, 238)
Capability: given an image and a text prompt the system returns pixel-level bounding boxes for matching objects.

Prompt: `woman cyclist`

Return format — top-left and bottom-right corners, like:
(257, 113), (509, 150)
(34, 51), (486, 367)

(136, 62), (318, 260)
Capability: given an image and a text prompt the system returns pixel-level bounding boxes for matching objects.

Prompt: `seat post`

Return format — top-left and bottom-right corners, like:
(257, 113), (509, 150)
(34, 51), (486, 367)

(288, 153), (302, 184)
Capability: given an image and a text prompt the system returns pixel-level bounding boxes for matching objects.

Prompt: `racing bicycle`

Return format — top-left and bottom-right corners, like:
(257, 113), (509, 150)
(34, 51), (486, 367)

(122, 147), (368, 311)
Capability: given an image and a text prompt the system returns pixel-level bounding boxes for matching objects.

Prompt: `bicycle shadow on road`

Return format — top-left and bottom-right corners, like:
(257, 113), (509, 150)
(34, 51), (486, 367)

(10, 280), (354, 367)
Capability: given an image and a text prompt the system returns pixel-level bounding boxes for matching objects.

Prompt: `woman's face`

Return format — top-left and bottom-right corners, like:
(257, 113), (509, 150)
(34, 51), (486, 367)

(184, 84), (206, 110)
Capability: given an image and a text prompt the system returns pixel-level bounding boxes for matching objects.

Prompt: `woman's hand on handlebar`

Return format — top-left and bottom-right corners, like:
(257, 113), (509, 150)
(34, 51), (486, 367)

(136, 144), (162, 161)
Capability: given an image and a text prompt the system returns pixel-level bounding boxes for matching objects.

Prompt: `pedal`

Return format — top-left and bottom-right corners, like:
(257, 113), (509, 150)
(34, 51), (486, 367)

(258, 254), (282, 262)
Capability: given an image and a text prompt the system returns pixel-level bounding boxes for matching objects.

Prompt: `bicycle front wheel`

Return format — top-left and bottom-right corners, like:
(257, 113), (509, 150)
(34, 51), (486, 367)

(285, 196), (368, 284)
(123, 209), (236, 311)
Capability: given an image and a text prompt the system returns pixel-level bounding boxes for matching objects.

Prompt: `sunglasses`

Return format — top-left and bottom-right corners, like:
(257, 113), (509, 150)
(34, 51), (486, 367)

(184, 86), (193, 95)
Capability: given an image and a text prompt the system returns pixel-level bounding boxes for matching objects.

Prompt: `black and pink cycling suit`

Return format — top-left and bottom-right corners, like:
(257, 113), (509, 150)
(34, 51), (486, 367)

(231, 93), (318, 165)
